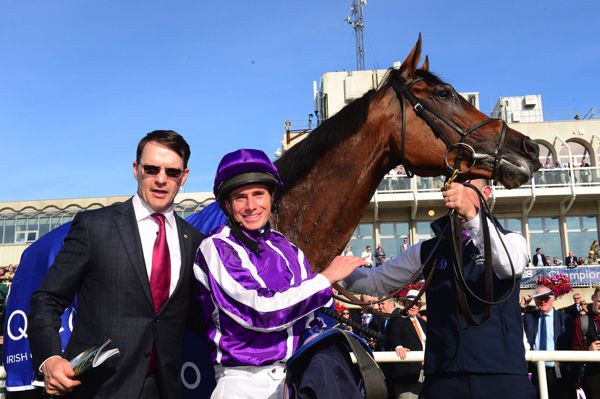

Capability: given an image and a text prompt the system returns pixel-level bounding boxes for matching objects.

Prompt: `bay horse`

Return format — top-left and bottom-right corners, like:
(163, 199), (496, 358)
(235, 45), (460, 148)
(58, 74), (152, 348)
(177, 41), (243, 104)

(273, 35), (540, 272)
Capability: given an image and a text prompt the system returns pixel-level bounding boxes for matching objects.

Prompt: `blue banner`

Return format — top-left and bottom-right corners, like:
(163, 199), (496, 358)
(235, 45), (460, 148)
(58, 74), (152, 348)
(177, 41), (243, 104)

(3, 202), (227, 396)
(521, 265), (600, 287)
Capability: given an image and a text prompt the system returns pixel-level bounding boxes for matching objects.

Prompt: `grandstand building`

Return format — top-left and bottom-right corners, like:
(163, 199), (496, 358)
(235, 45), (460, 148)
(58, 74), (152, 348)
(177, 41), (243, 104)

(2, 67), (600, 303)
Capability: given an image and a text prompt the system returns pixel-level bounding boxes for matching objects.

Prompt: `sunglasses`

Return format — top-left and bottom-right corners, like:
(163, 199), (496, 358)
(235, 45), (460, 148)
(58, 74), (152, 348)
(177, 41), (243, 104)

(534, 295), (553, 302)
(342, 312), (350, 315)
(139, 163), (184, 179)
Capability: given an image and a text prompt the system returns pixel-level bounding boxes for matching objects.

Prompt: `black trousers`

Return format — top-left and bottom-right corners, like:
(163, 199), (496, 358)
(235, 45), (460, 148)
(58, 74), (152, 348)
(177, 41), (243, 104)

(423, 373), (535, 399)
(531, 366), (575, 399)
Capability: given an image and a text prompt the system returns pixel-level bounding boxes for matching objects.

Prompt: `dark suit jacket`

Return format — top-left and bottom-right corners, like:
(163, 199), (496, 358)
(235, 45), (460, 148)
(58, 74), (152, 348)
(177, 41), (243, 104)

(565, 256), (578, 267)
(523, 308), (573, 376)
(385, 311), (426, 384)
(532, 253), (548, 266)
(28, 199), (203, 399)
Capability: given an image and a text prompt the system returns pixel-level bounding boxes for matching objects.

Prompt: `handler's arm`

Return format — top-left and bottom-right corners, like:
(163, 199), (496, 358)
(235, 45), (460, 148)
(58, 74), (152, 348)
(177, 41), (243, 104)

(340, 243), (423, 296)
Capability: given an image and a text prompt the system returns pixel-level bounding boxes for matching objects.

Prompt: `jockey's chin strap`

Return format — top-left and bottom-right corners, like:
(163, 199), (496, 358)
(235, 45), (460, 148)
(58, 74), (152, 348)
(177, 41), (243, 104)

(391, 77), (509, 182)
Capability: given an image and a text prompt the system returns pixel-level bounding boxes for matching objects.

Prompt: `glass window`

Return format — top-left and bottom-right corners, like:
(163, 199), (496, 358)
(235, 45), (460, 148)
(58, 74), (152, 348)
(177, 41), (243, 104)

(497, 217), (522, 235)
(529, 217), (561, 260)
(379, 222), (409, 260)
(566, 216), (598, 260)
(39, 217), (51, 238)
(349, 223), (374, 258)
(415, 221), (434, 243)
(3, 219), (15, 244)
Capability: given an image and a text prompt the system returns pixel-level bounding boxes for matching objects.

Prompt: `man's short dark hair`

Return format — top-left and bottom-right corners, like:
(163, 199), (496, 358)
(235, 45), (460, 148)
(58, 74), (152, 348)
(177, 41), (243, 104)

(136, 130), (191, 168)
(536, 248), (541, 252)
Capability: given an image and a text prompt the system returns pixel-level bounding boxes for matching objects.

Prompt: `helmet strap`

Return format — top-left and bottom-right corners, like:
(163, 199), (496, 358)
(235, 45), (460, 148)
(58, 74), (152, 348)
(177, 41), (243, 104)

(226, 219), (263, 254)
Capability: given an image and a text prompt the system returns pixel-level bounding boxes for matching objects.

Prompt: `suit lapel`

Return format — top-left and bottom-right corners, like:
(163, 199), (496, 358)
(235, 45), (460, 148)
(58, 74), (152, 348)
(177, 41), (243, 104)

(171, 215), (192, 297)
(113, 199), (155, 309)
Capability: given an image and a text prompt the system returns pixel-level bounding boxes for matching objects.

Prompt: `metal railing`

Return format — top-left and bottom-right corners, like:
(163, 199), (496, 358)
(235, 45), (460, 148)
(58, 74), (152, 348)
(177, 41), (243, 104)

(353, 350), (600, 399)
(376, 165), (600, 194)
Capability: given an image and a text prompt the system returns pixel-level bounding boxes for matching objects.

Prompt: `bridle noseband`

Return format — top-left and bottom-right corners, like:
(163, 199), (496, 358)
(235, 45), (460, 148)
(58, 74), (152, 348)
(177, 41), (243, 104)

(392, 77), (508, 181)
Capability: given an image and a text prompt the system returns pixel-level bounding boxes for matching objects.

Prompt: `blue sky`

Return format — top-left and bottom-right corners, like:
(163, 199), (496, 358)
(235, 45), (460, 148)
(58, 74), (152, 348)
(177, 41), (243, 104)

(2, 0), (599, 201)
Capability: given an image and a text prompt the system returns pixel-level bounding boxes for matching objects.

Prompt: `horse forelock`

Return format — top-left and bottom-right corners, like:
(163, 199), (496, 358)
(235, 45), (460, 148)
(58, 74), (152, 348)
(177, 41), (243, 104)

(275, 89), (376, 193)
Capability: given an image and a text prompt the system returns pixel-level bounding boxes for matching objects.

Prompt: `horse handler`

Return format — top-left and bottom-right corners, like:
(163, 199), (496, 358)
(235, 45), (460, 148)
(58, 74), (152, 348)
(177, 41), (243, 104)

(341, 179), (536, 399)
(193, 149), (365, 398)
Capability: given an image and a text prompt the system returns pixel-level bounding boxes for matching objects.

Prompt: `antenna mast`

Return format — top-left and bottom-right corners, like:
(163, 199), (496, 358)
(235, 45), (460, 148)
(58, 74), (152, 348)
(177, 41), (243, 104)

(346, 0), (366, 70)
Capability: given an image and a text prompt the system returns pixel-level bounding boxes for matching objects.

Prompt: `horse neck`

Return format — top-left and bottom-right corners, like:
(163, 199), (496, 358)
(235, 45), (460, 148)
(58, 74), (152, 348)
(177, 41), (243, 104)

(275, 95), (397, 271)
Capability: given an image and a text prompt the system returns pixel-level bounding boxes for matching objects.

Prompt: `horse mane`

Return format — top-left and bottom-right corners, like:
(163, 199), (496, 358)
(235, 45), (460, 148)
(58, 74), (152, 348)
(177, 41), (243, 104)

(275, 68), (445, 194)
(275, 88), (376, 193)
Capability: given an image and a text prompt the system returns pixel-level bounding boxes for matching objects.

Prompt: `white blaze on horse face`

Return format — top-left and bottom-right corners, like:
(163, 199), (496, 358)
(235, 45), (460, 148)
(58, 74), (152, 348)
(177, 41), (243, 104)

(227, 184), (272, 231)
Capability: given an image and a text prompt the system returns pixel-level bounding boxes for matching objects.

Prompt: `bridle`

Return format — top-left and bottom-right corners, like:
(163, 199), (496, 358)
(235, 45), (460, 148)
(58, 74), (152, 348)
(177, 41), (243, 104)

(331, 75), (517, 325)
(392, 77), (509, 182)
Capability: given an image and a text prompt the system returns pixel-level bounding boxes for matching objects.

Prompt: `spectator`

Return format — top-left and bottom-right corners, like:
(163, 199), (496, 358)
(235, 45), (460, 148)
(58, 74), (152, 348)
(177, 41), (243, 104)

(386, 290), (427, 399)
(335, 308), (353, 332)
(532, 248), (549, 266)
(400, 237), (410, 253)
(591, 240), (600, 260)
(375, 243), (386, 267)
(565, 251), (578, 268)
(388, 167), (399, 191)
(580, 157), (591, 185)
(585, 251), (596, 265)
(572, 286), (600, 398)
(553, 257), (563, 266)
(361, 245), (374, 267)
(523, 286), (574, 399)
(343, 244), (354, 256)
(563, 293), (588, 318)
(545, 256), (552, 266)
(578, 257), (586, 267)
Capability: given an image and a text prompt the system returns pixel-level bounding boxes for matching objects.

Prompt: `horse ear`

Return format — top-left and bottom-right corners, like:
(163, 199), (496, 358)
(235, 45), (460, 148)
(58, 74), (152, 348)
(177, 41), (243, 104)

(399, 33), (422, 80)
(422, 55), (430, 72)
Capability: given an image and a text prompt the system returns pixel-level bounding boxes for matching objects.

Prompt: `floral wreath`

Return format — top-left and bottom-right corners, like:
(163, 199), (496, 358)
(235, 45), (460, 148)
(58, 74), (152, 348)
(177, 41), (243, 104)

(537, 274), (572, 298)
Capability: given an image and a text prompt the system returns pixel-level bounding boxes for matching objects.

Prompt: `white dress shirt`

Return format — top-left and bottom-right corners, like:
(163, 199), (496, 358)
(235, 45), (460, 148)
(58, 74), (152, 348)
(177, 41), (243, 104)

(133, 193), (182, 295)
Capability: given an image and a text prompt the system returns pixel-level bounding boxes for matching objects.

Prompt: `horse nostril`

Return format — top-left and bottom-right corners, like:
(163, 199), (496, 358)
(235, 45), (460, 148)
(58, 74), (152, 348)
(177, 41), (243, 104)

(523, 138), (539, 159)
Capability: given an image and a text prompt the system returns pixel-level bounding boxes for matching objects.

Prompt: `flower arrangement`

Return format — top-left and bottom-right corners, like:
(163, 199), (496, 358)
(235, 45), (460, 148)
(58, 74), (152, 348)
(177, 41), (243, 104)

(395, 282), (424, 300)
(334, 300), (348, 315)
(537, 274), (572, 298)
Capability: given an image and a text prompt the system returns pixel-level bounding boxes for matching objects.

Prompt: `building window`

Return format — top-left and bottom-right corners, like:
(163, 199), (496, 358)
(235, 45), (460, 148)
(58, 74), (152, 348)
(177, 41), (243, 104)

(566, 216), (598, 260)
(350, 223), (374, 257)
(496, 217), (523, 235)
(380, 222), (410, 260)
(415, 221), (434, 243)
(3, 219), (15, 244)
(529, 217), (561, 260)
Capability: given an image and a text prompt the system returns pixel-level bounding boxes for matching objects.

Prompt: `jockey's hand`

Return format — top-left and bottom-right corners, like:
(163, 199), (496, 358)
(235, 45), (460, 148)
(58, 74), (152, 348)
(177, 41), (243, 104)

(42, 356), (81, 396)
(321, 256), (367, 284)
(442, 183), (477, 221)
(395, 346), (410, 360)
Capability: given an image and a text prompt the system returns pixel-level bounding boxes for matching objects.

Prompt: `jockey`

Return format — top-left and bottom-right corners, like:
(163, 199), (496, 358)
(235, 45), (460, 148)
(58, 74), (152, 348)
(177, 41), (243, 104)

(193, 149), (364, 398)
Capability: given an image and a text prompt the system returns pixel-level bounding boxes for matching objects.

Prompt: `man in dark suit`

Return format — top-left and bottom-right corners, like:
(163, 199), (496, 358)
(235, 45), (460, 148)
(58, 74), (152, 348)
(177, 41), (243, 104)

(565, 251), (578, 268)
(28, 130), (204, 398)
(562, 292), (588, 318)
(523, 286), (574, 399)
(385, 290), (427, 399)
(532, 248), (549, 266)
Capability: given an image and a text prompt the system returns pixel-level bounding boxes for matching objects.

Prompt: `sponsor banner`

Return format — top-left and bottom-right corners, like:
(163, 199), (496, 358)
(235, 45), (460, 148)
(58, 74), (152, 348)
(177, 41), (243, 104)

(521, 265), (600, 287)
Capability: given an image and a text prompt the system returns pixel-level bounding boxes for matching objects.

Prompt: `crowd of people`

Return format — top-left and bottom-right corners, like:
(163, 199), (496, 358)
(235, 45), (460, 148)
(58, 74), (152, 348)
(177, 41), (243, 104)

(532, 242), (600, 267)
(334, 286), (600, 399)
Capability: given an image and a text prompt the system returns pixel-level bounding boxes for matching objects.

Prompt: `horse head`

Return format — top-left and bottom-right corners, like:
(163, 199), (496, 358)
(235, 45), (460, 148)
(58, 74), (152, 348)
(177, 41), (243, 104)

(382, 35), (541, 188)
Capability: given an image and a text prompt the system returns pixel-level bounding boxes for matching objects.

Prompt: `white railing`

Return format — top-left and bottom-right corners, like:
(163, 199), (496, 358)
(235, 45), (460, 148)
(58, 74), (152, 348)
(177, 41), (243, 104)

(376, 165), (600, 194)
(356, 350), (600, 399)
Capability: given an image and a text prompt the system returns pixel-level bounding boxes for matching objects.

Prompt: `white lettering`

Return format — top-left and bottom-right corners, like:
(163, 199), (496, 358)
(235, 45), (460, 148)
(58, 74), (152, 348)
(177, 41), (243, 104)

(7, 310), (28, 341)
(5, 352), (30, 364)
(181, 361), (202, 390)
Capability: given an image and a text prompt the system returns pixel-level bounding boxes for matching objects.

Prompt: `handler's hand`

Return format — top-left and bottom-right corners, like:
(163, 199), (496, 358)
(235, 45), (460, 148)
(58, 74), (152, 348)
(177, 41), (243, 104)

(442, 182), (477, 221)
(42, 356), (81, 396)
(320, 256), (366, 284)
(395, 346), (410, 360)
(589, 340), (600, 351)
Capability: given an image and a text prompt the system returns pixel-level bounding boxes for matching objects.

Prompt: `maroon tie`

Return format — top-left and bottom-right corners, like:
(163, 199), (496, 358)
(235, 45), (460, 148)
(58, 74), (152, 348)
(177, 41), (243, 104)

(150, 213), (170, 313)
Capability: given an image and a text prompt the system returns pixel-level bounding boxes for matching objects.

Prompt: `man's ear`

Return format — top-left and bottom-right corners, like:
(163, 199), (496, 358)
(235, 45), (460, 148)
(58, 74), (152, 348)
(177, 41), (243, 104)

(482, 185), (492, 199)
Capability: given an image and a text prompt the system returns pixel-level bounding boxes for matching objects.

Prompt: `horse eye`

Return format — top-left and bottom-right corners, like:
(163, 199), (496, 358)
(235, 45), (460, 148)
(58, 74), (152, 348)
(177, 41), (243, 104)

(437, 88), (453, 99)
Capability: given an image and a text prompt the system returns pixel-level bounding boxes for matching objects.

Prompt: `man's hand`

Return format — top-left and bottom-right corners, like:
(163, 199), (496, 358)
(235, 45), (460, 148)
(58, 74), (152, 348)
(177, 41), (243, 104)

(442, 182), (477, 221)
(320, 256), (367, 284)
(41, 356), (81, 396)
(395, 346), (410, 360)
(589, 340), (600, 351)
